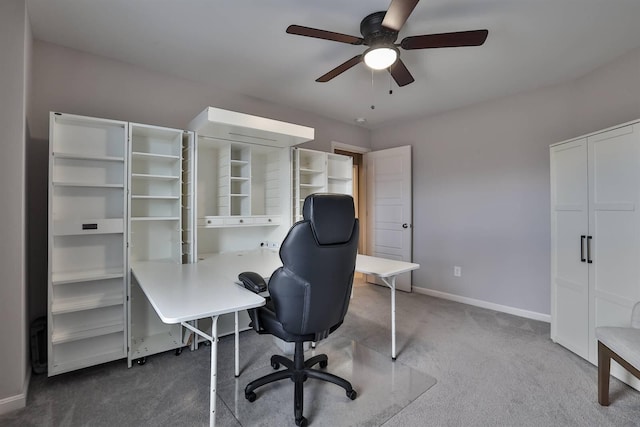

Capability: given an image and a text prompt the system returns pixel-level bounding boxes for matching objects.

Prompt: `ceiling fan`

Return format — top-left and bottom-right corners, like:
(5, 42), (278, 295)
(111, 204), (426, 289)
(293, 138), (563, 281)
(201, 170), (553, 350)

(286, 0), (488, 87)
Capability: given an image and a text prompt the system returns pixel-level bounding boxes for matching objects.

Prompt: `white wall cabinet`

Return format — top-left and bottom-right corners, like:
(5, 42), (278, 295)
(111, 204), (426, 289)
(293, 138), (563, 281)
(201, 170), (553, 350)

(48, 112), (129, 376)
(550, 119), (640, 390)
(293, 148), (353, 221)
(189, 107), (314, 343)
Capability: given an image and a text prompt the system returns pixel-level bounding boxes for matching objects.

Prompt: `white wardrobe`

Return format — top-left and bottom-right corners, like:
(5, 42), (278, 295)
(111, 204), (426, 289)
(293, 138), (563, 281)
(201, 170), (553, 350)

(550, 118), (640, 389)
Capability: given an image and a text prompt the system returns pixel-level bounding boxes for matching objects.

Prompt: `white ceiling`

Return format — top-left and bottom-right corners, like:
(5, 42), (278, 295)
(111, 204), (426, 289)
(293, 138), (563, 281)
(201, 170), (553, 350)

(26, 0), (640, 129)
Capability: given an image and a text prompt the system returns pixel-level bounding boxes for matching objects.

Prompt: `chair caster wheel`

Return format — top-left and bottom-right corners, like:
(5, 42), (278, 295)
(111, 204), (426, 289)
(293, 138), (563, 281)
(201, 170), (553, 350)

(271, 361), (280, 370)
(319, 360), (328, 368)
(346, 389), (357, 400)
(295, 416), (308, 426)
(136, 357), (146, 365)
(245, 391), (256, 402)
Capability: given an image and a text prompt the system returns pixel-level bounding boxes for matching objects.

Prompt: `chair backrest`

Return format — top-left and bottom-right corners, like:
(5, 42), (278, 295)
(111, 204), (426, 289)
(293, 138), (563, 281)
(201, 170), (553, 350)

(268, 194), (359, 340)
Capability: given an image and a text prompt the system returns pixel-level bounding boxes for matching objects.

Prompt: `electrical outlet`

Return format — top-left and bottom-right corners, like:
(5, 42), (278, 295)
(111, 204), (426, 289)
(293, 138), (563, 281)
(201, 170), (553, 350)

(453, 266), (462, 277)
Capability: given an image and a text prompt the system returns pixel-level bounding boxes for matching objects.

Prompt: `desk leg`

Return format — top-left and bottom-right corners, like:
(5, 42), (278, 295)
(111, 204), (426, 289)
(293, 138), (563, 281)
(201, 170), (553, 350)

(380, 276), (397, 360)
(182, 317), (219, 427)
(234, 311), (239, 377)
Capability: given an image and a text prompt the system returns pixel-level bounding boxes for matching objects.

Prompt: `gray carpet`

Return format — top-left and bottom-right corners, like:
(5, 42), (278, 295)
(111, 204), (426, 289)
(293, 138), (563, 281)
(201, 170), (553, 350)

(2, 279), (639, 426)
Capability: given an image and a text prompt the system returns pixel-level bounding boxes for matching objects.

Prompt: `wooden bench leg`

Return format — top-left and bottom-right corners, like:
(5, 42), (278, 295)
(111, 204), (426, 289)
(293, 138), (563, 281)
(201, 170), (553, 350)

(598, 340), (611, 406)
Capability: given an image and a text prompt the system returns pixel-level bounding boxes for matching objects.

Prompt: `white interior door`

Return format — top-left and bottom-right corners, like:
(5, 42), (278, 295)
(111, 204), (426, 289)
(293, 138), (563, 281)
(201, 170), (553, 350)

(365, 145), (412, 292)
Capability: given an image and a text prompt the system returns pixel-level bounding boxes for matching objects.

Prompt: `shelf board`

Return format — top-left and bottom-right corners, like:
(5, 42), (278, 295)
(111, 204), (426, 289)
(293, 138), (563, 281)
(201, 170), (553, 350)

(51, 292), (124, 314)
(52, 268), (125, 285)
(53, 152), (125, 162)
(50, 348), (125, 376)
(53, 181), (124, 188)
(230, 176), (250, 181)
(230, 159), (249, 165)
(51, 320), (125, 344)
(230, 193), (250, 197)
(300, 168), (324, 174)
(328, 176), (352, 181)
(131, 217), (180, 221)
(131, 151), (180, 161)
(131, 173), (180, 181)
(131, 195), (180, 200)
(299, 184), (324, 189)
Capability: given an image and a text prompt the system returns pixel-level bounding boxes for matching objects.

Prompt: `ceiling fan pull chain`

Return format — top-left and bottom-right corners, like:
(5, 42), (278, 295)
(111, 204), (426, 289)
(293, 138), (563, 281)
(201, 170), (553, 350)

(389, 72), (393, 95)
(370, 69), (376, 110)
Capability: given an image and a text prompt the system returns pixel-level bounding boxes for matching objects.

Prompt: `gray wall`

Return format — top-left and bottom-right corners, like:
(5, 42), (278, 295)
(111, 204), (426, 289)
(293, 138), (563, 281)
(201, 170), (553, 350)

(371, 47), (640, 317)
(27, 40), (371, 321)
(0, 0), (30, 412)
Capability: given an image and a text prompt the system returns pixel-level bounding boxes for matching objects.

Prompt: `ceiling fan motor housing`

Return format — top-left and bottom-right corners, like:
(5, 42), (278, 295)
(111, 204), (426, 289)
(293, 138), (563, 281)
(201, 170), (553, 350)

(360, 11), (398, 47)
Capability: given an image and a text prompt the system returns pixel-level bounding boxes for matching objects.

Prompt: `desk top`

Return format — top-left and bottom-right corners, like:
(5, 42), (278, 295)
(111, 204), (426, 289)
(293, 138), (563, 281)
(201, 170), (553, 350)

(131, 252), (272, 323)
(355, 254), (420, 277)
(131, 249), (420, 324)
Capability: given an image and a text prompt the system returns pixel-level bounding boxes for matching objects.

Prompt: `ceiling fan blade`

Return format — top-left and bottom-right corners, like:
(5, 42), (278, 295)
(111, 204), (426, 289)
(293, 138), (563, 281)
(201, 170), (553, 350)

(401, 29), (488, 50)
(316, 55), (363, 82)
(382, 0), (420, 32)
(388, 59), (415, 87)
(287, 25), (364, 45)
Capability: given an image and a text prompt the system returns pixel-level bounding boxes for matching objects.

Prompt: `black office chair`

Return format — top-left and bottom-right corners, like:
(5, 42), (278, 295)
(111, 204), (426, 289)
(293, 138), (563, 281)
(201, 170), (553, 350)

(240, 193), (359, 427)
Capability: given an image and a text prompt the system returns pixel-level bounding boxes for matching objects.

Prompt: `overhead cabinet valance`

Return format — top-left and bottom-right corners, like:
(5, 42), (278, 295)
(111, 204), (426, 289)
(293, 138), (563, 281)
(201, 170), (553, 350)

(188, 106), (314, 148)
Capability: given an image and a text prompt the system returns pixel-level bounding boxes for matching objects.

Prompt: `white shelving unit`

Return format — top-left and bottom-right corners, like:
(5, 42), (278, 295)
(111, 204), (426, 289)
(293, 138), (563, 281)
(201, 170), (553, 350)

(127, 123), (193, 366)
(189, 107), (314, 345)
(48, 112), (128, 376)
(293, 148), (353, 221)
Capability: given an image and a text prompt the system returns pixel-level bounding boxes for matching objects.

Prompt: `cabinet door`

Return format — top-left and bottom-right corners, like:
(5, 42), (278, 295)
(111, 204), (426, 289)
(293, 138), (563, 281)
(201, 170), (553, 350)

(587, 124), (640, 363)
(550, 139), (589, 358)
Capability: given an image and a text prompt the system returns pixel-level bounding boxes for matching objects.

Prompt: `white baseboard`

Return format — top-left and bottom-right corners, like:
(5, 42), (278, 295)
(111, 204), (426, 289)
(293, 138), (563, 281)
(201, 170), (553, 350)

(412, 287), (551, 323)
(0, 368), (31, 415)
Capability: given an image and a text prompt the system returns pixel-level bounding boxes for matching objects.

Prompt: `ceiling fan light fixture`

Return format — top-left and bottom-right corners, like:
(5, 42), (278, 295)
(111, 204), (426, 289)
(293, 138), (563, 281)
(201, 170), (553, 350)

(363, 46), (398, 70)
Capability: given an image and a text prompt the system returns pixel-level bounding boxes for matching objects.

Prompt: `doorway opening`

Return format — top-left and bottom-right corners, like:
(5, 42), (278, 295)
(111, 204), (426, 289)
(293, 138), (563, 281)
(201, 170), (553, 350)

(332, 143), (369, 279)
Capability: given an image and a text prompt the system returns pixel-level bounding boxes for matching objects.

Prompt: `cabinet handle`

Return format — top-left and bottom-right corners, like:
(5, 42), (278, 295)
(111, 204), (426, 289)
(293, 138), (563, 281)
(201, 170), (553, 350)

(239, 219), (244, 223)
(587, 236), (593, 263)
(580, 235), (586, 262)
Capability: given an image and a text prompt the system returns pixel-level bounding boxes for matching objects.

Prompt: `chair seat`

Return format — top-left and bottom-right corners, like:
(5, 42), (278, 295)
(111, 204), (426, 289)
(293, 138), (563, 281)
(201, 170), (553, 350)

(596, 326), (640, 369)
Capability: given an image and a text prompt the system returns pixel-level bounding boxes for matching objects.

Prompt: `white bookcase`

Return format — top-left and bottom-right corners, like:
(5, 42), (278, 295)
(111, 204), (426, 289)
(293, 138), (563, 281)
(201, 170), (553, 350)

(293, 148), (353, 221)
(127, 123), (194, 366)
(48, 112), (128, 376)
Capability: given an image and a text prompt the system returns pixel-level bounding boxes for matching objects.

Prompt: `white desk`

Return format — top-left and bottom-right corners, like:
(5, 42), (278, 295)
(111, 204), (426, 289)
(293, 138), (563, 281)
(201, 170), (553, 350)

(355, 254), (420, 360)
(131, 257), (267, 427)
(131, 249), (419, 426)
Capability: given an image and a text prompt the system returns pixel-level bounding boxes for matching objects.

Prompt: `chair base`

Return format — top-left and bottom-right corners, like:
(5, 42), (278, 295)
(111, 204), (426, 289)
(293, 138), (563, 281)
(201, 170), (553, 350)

(598, 340), (640, 406)
(245, 341), (356, 426)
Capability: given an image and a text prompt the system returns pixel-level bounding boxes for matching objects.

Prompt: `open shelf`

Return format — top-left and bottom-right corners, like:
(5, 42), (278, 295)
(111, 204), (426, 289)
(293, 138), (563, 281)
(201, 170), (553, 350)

(52, 181), (124, 188)
(53, 152), (125, 162)
(51, 291), (124, 314)
(131, 173), (180, 181)
(51, 319), (125, 344)
(52, 268), (124, 285)
(131, 151), (180, 161)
